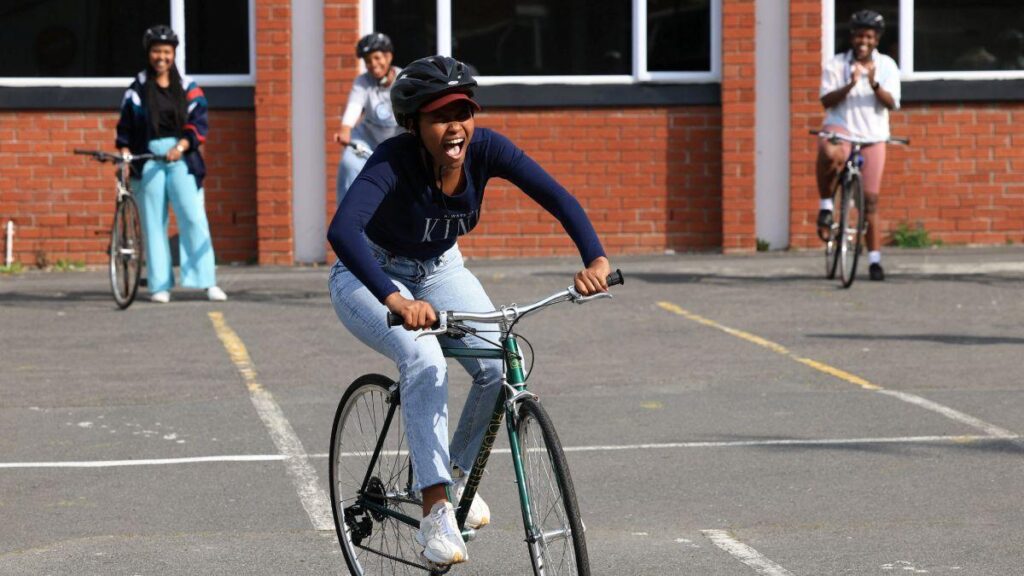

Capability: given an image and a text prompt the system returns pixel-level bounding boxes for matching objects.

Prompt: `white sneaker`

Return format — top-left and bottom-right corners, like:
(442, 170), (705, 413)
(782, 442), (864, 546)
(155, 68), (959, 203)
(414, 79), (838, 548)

(453, 472), (491, 529)
(207, 286), (227, 301)
(415, 501), (468, 566)
(150, 291), (170, 304)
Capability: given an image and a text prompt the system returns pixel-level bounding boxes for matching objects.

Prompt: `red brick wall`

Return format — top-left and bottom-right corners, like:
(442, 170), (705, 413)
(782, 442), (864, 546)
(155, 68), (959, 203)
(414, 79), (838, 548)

(459, 108), (722, 258)
(323, 0), (361, 244)
(254, 0), (294, 265)
(720, 0), (757, 253)
(789, 0), (822, 250)
(0, 110), (256, 267)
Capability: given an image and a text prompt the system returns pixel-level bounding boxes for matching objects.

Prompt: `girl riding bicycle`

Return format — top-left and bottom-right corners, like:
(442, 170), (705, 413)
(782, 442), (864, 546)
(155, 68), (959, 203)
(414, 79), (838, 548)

(815, 10), (901, 281)
(116, 25), (226, 303)
(327, 55), (612, 567)
(332, 33), (405, 204)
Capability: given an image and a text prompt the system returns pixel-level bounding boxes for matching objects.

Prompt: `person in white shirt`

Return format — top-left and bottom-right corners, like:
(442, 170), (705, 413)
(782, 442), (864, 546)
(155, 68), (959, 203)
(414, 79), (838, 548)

(816, 10), (900, 281)
(332, 33), (405, 205)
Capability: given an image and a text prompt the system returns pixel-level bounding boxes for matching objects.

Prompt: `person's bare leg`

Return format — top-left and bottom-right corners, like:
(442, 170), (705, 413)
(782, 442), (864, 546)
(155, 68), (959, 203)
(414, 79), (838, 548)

(422, 483), (448, 516)
(866, 211), (880, 252)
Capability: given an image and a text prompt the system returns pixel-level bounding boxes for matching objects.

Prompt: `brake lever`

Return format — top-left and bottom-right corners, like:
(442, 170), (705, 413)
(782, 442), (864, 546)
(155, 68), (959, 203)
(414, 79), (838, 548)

(567, 286), (614, 304)
(413, 312), (448, 340)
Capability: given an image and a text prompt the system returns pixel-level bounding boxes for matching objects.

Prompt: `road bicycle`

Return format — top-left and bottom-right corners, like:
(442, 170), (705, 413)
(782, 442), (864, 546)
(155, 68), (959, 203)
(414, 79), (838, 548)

(811, 131), (909, 288)
(74, 149), (156, 309)
(329, 270), (624, 575)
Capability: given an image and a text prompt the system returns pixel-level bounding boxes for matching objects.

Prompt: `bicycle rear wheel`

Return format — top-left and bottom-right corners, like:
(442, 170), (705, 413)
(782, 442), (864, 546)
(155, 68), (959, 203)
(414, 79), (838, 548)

(824, 180), (842, 279)
(516, 398), (590, 576)
(330, 374), (432, 575)
(838, 173), (864, 288)
(109, 195), (144, 309)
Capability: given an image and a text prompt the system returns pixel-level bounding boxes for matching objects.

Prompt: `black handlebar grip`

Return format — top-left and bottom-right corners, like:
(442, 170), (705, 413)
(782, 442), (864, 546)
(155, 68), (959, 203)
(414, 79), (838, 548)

(607, 269), (624, 286)
(386, 312), (442, 330)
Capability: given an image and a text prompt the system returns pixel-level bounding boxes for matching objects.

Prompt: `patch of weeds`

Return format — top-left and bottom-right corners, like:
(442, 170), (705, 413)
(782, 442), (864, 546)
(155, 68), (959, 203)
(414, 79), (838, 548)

(52, 259), (86, 272)
(0, 262), (25, 274)
(756, 238), (770, 252)
(891, 222), (942, 248)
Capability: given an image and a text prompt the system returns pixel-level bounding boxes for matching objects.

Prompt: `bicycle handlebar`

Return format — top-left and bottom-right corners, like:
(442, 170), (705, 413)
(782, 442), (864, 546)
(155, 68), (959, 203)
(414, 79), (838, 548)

(809, 130), (910, 146)
(74, 149), (159, 163)
(387, 269), (624, 329)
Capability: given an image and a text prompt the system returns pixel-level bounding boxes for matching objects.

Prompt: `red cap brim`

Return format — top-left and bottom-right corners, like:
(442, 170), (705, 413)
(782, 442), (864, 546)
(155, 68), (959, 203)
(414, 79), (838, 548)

(420, 92), (481, 114)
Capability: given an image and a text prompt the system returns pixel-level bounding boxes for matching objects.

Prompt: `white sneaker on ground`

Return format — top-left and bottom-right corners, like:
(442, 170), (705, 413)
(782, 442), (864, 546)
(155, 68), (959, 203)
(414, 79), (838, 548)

(415, 501), (468, 566)
(150, 291), (170, 304)
(453, 471), (491, 529)
(207, 286), (228, 301)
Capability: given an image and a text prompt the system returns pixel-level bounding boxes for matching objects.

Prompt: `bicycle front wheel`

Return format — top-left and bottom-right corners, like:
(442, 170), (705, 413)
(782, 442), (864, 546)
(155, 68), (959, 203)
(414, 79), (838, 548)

(516, 399), (590, 576)
(330, 374), (430, 576)
(109, 195), (144, 309)
(838, 174), (865, 288)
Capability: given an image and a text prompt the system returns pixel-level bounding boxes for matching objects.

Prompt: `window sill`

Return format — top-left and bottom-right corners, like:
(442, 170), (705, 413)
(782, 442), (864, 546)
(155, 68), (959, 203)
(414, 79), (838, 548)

(903, 79), (1024, 103)
(0, 86), (254, 110)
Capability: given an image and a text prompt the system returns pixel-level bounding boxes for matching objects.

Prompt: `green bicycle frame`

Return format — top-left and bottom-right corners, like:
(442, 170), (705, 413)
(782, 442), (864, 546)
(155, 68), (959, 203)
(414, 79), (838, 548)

(354, 332), (541, 544)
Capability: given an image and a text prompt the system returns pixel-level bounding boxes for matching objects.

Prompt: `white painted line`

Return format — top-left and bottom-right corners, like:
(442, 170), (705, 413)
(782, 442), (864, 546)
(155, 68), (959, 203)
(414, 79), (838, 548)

(876, 389), (1019, 439)
(0, 455), (286, 469)
(702, 529), (795, 576)
(208, 312), (333, 532)
(4, 434), (1012, 470)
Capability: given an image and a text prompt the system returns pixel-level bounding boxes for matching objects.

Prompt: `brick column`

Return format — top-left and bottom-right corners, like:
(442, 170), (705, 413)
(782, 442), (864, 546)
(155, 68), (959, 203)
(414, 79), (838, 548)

(255, 0), (293, 264)
(323, 0), (361, 263)
(789, 0), (823, 249)
(720, 0), (757, 253)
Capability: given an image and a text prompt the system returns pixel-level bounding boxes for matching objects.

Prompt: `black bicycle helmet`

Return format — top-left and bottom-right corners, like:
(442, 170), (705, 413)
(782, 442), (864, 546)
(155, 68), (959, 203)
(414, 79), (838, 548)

(143, 25), (179, 51)
(356, 32), (393, 57)
(850, 10), (885, 33)
(391, 55), (478, 126)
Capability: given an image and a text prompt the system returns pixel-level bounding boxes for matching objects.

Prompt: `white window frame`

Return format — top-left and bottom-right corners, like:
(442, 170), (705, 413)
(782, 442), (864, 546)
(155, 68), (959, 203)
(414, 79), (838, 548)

(363, 0), (721, 85)
(0, 0), (255, 88)
(823, 0), (1024, 81)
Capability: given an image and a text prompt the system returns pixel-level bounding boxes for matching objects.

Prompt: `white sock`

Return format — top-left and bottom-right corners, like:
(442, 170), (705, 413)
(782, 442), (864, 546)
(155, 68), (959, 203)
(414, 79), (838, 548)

(819, 198), (834, 211)
(869, 251), (881, 265)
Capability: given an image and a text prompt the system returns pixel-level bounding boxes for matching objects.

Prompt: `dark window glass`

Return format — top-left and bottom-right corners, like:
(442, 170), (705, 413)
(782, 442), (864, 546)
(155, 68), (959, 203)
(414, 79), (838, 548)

(0, 0), (169, 77)
(373, 0), (436, 68)
(647, 0), (711, 72)
(185, 0), (250, 75)
(914, 0), (1024, 71)
(834, 0), (899, 65)
(452, 0), (631, 75)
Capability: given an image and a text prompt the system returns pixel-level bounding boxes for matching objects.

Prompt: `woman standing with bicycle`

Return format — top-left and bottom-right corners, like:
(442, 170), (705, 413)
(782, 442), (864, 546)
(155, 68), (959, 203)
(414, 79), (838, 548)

(332, 33), (404, 204)
(327, 55), (611, 567)
(816, 10), (900, 281)
(116, 25), (226, 303)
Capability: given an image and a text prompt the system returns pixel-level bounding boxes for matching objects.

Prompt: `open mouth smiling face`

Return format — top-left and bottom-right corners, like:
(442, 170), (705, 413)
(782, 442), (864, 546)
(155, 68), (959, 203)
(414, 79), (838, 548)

(421, 101), (475, 166)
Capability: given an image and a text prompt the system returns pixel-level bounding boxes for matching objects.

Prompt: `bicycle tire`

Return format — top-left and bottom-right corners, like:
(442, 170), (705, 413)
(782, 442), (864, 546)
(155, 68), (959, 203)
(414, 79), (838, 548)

(838, 174), (865, 288)
(330, 374), (431, 575)
(109, 195), (144, 309)
(824, 180), (842, 279)
(516, 398), (590, 576)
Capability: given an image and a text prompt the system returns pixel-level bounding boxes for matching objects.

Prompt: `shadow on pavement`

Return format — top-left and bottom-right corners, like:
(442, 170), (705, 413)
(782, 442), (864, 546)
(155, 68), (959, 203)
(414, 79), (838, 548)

(701, 433), (1024, 455)
(533, 270), (1023, 288)
(806, 333), (1024, 346)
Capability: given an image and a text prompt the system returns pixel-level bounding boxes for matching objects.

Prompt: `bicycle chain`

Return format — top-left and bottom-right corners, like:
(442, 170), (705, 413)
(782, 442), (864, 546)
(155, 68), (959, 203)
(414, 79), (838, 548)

(354, 543), (450, 574)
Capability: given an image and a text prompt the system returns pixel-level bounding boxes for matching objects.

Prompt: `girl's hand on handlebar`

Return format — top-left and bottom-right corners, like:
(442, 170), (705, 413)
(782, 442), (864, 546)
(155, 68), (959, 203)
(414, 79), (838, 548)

(334, 125), (353, 147)
(384, 292), (437, 330)
(575, 256), (611, 296)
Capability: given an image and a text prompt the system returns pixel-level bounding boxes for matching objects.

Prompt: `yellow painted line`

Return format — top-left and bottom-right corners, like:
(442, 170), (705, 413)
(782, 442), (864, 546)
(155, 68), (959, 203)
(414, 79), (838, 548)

(656, 301), (880, 390)
(207, 312), (333, 531)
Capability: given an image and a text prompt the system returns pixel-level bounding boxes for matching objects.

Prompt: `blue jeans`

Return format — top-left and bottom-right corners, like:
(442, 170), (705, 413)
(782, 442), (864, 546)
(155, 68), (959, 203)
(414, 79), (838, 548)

(335, 138), (370, 206)
(328, 242), (504, 492)
(132, 137), (217, 293)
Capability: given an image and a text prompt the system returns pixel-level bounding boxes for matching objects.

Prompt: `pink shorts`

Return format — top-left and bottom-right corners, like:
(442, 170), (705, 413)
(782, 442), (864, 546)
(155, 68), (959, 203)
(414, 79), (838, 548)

(819, 124), (887, 195)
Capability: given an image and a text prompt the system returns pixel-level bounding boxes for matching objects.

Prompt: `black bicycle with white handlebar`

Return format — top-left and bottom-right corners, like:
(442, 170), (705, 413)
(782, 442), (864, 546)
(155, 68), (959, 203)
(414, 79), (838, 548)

(810, 131), (910, 288)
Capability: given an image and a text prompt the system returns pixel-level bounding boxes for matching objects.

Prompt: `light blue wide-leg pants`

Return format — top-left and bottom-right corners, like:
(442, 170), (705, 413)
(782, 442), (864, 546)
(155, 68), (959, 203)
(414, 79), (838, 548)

(133, 137), (217, 293)
(335, 138), (371, 207)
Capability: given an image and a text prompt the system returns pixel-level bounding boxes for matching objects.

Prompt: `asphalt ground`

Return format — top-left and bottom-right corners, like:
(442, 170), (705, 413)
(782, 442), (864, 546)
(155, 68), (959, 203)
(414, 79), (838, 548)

(2, 247), (1023, 576)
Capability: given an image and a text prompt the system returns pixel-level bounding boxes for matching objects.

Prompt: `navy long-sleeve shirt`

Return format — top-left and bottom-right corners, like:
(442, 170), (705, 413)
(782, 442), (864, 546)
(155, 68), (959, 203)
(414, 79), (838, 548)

(328, 128), (606, 302)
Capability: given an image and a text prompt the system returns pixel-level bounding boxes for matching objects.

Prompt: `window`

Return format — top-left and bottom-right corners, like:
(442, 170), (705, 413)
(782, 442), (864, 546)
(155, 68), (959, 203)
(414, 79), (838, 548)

(0, 0), (254, 87)
(367, 0), (720, 83)
(826, 0), (1024, 80)
(0, 1), (169, 77)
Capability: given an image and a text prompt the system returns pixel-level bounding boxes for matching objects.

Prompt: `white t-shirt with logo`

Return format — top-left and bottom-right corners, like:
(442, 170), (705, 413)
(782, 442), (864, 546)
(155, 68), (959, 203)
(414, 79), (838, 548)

(820, 50), (901, 141)
(341, 68), (405, 148)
